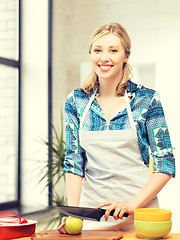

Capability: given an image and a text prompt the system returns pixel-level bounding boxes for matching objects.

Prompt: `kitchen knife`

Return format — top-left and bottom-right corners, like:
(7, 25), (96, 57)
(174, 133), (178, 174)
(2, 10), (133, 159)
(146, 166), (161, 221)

(55, 205), (129, 221)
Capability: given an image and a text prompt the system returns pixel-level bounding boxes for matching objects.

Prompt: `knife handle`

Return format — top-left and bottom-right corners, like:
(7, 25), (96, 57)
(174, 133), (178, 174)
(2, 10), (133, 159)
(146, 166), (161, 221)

(110, 209), (129, 218)
(99, 208), (129, 218)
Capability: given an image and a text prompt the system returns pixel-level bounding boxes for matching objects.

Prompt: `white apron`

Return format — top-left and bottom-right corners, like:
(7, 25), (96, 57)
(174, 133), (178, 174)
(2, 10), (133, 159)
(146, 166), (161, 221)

(79, 91), (159, 231)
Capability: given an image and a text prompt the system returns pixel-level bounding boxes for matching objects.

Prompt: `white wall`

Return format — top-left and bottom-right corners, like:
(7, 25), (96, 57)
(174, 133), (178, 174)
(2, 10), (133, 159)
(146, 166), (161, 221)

(21, 0), (49, 209)
(52, 0), (73, 127)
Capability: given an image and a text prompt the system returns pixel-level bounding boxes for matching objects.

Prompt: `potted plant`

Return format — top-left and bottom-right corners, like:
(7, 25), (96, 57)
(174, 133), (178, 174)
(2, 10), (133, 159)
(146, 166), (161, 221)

(40, 112), (67, 228)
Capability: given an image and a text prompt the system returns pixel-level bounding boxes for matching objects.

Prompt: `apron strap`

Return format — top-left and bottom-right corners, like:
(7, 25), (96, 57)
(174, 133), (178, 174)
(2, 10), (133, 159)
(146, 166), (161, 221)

(80, 91), (97, 129)
(124, 91), (136, 129)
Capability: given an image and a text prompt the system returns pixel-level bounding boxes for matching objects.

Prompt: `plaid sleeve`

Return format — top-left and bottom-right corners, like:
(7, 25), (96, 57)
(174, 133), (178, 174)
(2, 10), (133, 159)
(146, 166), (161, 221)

(63, 92), (87, 177)
(146, 92), (175, 177)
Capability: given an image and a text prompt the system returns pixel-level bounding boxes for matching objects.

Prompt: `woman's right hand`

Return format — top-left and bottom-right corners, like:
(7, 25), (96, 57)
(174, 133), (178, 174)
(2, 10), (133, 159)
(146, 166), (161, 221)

(57, 216), (68, 234)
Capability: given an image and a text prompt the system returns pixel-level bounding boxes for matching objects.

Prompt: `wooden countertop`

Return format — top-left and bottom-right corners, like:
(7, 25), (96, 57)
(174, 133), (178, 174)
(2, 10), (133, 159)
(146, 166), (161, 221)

(13, 230), (180, 240)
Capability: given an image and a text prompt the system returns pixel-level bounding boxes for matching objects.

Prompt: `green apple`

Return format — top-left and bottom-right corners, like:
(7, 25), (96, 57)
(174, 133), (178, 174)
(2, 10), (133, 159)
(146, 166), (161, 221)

(65, 216), (83, 235)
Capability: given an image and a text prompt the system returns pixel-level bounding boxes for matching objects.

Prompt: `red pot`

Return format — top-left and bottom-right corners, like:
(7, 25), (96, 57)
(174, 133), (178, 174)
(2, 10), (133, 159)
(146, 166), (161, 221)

(0, 219), (37, 240)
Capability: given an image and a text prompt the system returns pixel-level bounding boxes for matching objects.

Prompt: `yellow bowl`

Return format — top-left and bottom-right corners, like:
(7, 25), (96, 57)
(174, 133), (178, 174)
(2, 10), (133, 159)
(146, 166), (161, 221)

(134, 220), (172, 240)
(134, 208), (172, 222)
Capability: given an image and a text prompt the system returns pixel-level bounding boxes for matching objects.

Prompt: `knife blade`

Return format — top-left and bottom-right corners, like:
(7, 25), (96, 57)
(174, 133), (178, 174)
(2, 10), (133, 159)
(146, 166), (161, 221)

(55, 205), (129, 221)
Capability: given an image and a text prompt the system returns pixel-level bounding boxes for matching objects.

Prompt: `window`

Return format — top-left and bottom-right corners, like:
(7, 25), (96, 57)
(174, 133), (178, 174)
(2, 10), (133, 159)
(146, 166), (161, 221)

(0, 0), (20, 208)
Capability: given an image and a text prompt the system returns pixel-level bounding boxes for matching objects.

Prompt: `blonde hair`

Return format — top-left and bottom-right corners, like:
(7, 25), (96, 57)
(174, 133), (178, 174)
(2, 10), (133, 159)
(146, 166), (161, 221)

(82, 23), (133, 96)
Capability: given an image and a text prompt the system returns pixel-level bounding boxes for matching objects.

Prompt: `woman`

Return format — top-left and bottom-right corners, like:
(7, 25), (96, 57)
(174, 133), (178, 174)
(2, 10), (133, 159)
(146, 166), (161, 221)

(58, 23), (175, 232)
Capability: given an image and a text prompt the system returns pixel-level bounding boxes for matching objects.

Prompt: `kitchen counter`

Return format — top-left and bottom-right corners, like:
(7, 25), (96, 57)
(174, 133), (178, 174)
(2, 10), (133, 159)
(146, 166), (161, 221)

(13, 230), (180, 239)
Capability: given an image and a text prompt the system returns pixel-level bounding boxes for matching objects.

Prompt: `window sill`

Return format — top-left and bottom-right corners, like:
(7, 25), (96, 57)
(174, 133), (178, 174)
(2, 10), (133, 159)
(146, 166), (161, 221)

(0, 205), (52, 217)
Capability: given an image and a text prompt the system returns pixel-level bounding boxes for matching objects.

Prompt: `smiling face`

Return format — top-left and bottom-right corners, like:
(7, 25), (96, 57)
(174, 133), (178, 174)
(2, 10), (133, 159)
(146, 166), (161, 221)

(90, 33), (128, 83)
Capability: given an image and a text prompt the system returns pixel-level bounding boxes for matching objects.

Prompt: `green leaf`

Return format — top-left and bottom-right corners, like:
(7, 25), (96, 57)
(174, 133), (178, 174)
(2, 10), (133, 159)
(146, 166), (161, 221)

(39, 110), (66, 189)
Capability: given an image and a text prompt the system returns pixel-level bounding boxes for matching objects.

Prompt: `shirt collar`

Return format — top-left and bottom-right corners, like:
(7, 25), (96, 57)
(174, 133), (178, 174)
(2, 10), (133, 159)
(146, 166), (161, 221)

(126, 81), (140, 98)
(90, 81), (139, 121)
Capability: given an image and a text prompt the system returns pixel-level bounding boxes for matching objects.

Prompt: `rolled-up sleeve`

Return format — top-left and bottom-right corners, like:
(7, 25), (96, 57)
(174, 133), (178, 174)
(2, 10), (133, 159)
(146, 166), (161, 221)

(63, 93), (87, 177)
(146, 92), (175, 177)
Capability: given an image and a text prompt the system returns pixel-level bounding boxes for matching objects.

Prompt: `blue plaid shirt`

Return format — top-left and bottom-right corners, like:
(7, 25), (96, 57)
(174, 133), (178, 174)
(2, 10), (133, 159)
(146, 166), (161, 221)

(63, 81), (175, 177)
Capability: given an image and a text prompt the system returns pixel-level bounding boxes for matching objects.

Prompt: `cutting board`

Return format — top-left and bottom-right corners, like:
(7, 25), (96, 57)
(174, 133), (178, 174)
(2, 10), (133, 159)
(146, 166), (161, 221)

(31, 230), (123, 239)
(13, 230), (180, 240)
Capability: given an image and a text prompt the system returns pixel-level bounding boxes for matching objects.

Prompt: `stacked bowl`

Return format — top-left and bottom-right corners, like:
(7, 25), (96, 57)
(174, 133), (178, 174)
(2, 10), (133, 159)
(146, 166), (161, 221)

(134, 208), (172, 240)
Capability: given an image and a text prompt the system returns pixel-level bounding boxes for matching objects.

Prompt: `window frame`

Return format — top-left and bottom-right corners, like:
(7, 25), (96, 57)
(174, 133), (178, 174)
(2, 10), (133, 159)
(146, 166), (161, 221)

(0, 0), (21, 209)
(0, 0), (53, 211)
(48, 0), (53, 206)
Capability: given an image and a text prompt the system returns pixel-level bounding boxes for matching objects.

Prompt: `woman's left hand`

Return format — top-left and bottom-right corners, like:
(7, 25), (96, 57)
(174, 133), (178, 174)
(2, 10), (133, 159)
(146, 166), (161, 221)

(95, 200), (133, 221)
